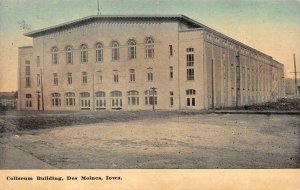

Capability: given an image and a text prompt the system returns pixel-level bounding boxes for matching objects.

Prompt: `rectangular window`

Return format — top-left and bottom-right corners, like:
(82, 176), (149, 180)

(36, 56), (40, 67)
(169, 45), (173, 56)
(82, 72), (87, 84)
(169, 66), (173, 79)
(187, 54), (194, 67)
(53, 73), (58, 85)
(37, 74), (41, 87)
(129, 69), (135, 82)
(170, 91), (174, 107)
(96, 71), (103, 83)
(67, 72), (72, 85)
(187, 69), (194, 81)
(114, 74), (119, 83)
(25, 61), (31, 87)
(25, 77), (31, 88)
(147, 69), (153, 81)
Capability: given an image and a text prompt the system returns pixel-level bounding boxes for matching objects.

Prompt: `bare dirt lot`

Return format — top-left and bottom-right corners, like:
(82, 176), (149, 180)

(0, 111), (299, 169)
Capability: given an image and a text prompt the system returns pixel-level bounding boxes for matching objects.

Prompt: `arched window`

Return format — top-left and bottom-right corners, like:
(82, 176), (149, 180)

(65, 92), (75, 106)
(95, 42), (103, 62)
(111, 91), (122, 97)
(127, 90), (139, 105)
(51, 47), (59, 64)
(80, 92), (90, 110)
(128, 39), (136, 59)
(111, 41), (119, 61)
(51, 92), (61, 106)
(80, 44), (88, 63)
(145, 37), (154, 58)
(66, 46), (73, 64)
(95, 91), (106, 109)
(144, 89), (157, 105)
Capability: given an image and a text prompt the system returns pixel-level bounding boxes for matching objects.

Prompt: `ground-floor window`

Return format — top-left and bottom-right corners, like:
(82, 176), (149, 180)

(127, 90), (139, 105)
(25, 94), (32, 108)
(145, 90), (157, 105)
(186, 89), (196, 107)
(65, 92), (75, 106)
(80, 92), (90, 110)
(51, 92), (61, 106)
(95, 91), (106, 109)
(111, 91), (122, 109)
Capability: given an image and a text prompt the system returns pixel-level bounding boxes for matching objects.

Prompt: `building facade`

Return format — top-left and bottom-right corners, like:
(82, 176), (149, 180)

(18, 15), (284, 111)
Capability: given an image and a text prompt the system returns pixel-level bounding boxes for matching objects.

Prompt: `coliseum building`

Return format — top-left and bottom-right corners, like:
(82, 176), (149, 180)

(18, 15), (285, 111)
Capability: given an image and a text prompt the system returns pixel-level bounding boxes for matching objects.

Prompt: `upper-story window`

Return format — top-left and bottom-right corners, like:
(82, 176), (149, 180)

(113, 70), (119, 83)
(129, 69), (135, 82)
(169, 66), (174, 79)
(53, 73), (58, 85)
(82, 72), (87, 84)
(145, 37), (154, 59)
(51, 47), (59, 64)
(147, 68), (153, 81)
(95, 42), (103, 62)
(66, 46), (73, 64)
(80, 44), (88, 63)
(36, 56), (40, 67)
(67, 72), (72, 85)
(25, 60), (31, 88)
(111, 41), (120, 61)
(169, 45), (173, 56)
(128, 39), (136, 59)
(96, 70), (103, 83)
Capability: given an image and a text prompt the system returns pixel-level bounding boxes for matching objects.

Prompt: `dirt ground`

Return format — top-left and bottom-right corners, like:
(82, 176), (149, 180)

(0, 111), (299, 169)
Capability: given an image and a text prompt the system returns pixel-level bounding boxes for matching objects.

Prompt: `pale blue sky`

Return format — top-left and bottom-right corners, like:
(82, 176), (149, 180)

(0, 0), (299, 91)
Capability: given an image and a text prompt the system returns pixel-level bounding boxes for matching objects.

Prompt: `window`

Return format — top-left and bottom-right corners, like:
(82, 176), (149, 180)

(25, 61), (31, 87)
(186, 48), (194, 81)
(111, 91), (122, 109)
(170, 91), (174, 107)
(66, 46), (73, 64)
(51, 47), (59, 64)
(144, 90), (157, 105)
(37, 74), (41, 87)
(67, 72), (72, 85)
(145, 37), (154, 58)
(53, 73), (58, 85)
(186, 89), (196, 107)
(51, 93), (61, 106)
(187, 68), (194, 81)
(113, 70), (119, 83)
(111, 41), (119, 61)
(127, 91), (139, 105)
(169, 66), (173, 79)
(82, 72), (87, 84)
(25, 94), (32, 108)
(147, 68), (153, 81)
(80, 92), (90, 110)
(95, 43), (103, 62)
(65, 92), (75, 106)
(36, 56), (40, 67)
(128, 39), (136, 59)
(129, 69), (135, 82)
(96, 71), (103, 83)
(95, 91), (106, 109)
(169, 45), (173, 56)
(80, 44), (88, 63)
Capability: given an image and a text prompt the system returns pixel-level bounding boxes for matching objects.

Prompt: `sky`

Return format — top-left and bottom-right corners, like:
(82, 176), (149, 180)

(0, 0), (299, 92)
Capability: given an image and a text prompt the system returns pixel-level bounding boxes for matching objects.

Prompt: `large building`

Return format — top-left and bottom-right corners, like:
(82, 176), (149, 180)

(18, 15), (284, 111)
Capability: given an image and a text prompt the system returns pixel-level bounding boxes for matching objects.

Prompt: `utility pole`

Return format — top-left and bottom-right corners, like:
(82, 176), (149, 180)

(294, 54), (298, 95)
(97, 0), (100, 15)
(150, 87), (157, 111)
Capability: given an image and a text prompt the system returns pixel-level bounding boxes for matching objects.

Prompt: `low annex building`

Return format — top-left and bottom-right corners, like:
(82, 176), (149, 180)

(18, 15), (284, 111)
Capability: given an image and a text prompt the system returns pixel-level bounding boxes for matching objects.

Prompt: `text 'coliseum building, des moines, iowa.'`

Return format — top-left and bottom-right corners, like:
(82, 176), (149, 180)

(18, 15), (284, 111)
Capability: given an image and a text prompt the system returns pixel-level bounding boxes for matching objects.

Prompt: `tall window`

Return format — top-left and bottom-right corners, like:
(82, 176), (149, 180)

(127, 90), (139, 105)
(186, 89), (196, 107)
(111, 41), (120, 61)
(113, 70), (119, 83)
(169, 45), (173, 56)
(80, 44), (88, 63)
(95, 43), (103, 62)
(37, 74), (41, 87)
(51, 47), (59, 64)
(25, 61), (31, 87)
(65, 92), (75, 106)
(128, 39), (136, 59)
(51, 93), (61, 106)
(80, 92), (90, 110)
(82, 72), (87, 84)
(36, 56), (40, 67)
(66, 46), (73, 64)
(144, 90), (157, 105)
(145, 37), (154, 58)
(129, 69), (135, 82)
(53, 73), (58, 85)
(96, 70), (103, 83)
(170, 91), (174, 107)
(169, 66), (173, 79)
(67, 72), (72, 85)
(147, 68), (153, 81)
(25, 94), (32, 108)
(95, 91), (106, 109)
(186, 48), (195, 81)
(111, 91), (122, 109)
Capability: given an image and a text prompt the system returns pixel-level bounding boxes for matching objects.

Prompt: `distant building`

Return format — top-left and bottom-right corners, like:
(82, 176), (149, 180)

(18, 15), (284, 111)
(0, 92), (17, 110)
